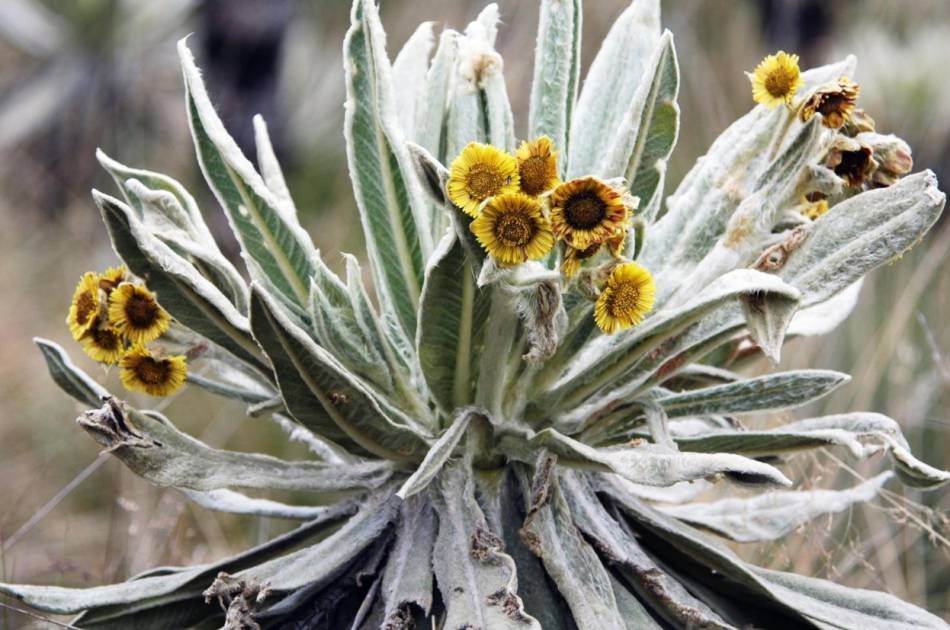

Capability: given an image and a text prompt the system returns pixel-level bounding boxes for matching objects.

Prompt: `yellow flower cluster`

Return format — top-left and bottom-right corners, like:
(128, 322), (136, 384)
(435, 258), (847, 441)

(66, 266), (186, 396)
(446, 137), (654, 335)
(749, 51), (877, 224)
(447, 138), (558, 266)
(749, 51), (862, 132)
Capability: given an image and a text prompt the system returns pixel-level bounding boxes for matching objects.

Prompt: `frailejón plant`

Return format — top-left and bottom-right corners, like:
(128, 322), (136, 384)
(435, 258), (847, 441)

(3, 0), (949, 628)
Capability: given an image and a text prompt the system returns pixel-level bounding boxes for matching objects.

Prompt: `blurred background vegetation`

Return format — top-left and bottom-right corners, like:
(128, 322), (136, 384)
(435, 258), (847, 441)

(0, 0), (947, 626)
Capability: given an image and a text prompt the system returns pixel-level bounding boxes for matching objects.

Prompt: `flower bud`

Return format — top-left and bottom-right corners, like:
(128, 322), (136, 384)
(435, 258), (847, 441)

(857, 132), (913, 187)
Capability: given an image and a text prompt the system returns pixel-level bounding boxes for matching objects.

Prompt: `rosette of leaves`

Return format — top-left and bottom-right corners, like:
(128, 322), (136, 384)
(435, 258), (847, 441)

(3, 1), (949, 628)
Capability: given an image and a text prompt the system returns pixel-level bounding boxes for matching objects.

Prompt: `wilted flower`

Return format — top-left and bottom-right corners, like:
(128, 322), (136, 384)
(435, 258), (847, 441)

(800, 77), (860, 129)
(550, 176), (627, 249)
(560, 241), (602, 278)
(827, 135), (875, 188)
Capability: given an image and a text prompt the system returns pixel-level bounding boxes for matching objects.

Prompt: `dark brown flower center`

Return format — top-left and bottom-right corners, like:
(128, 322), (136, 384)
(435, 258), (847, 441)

(134, 357), (171, 385)
(126, 293), (159, 328)
(91, 326), (121, 351)
(99, 278), (120, 295)
(496, 213), (534, 247)
(519, 156), (550, 196)
(609, 282), (642, 317)
(75, 291), (96, 326)
(834, 147), (873, 187)
(564, 193), (606, 230)
(466, 164), (505, 200)
(576, 243), (602, 260)
(818, 93), (849, 116)
(765, 69), (795, 98)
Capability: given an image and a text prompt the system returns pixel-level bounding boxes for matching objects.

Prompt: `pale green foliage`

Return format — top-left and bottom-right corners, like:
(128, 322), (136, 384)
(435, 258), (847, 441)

(2, 0), (948, 628)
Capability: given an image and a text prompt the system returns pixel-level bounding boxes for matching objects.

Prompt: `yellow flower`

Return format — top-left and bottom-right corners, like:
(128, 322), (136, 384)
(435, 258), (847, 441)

(470, 192), (555, 266)
(447, 143), (519, 217)
(750, 51), (802, 108)
(80, 323), (125, 365)
(98, 265), (127, 296)
(108, 282), (171, 344)
(120, 345), (187, 397)
(800, 77), (859, 129)
(550, 177), (627, 249)
(594, 262), (656, 334)
(516, 136), (559, 196)
(802, 198), (829, 220)
(561, 242), (603, 278)
(67, 272), (102, 341)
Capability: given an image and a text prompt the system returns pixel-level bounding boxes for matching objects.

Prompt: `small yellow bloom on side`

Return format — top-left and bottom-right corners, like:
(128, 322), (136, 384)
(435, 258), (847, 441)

(802, 198), (829, 220)
(120, 345), (187, 397)
(800, 77), (860, 129)
(108, 283), (171, 344)
(80, 323), (125, 365)
(594, 262), (656, 334)
(67, 272), (101, 341)
(560, 242), (603, 278)
(550, 177), (627, 250)
(470, 192), (554, 266)
(99, 265), (127, 295)
(750, 51), (802, 108)
(447, 143), (520, 217)
(516, 136), (560, 196)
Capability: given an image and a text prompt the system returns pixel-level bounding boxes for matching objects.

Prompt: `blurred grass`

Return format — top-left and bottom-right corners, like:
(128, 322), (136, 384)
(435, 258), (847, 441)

(0, 0), (948, 626)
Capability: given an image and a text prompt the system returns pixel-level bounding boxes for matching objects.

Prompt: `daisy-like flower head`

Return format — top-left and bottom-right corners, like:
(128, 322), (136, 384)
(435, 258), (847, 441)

(750, 51), (802, 108)
(516, 136), (560, 197)
(594, 261), (656, 334)
(800, 77), (860, 129)
(447, 143), (519, 217)
(550, 177), (627, 250)
(560, 242), (603, 278)
(67, 272), (102, 341)
(120, 344), (187, 397)
(470, 192), (555, 266)
(98, 265), (127, 296)
(802, 198), (829, 220)
(108, 282), (171, 344)
(80, 322), (125, 365)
